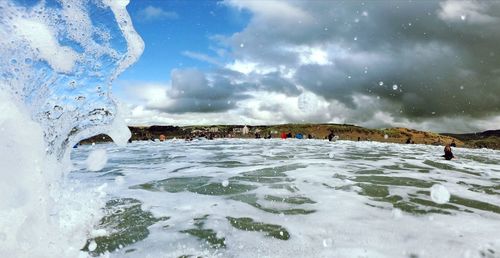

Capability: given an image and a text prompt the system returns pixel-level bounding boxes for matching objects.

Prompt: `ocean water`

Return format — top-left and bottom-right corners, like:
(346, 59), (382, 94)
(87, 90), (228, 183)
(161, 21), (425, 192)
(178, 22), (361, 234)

(71, 139), (500, 258)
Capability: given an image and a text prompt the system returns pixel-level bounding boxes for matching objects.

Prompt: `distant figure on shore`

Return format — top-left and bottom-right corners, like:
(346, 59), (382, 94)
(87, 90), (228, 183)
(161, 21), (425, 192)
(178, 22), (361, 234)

(159, 134), (166, 142)
(442, 144), (455, 160)
(406, 137), (412, 144)
(357, 137), (361, 141)
(266, 133), (272, 139)
(281, 132), (287, 139)
(308, 134), (313, 139)
(286, 132), (292, 138)
(255, 132), (261, 139)
(450, 140), (456, 147)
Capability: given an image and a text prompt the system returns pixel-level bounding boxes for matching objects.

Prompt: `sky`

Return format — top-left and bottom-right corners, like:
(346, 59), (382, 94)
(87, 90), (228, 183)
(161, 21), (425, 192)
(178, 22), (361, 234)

(114, 0), (500, 133)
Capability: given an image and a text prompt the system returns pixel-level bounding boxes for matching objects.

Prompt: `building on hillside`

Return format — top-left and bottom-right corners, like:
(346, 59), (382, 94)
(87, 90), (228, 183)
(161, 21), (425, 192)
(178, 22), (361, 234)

(209, 127), (219, 133)
(242, 125), (249, 135)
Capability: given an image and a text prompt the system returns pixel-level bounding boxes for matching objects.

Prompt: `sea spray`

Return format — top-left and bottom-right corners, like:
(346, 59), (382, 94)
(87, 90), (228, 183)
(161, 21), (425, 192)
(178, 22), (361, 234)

(0, 0), (143, 257)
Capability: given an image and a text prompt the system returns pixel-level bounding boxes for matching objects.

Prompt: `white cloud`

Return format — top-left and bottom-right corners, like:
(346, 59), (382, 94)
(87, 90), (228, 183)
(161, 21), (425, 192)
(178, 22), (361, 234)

(137, 6), (178, 22)
(225, 60), (277, 75)
(182, 51), (222, 66)
(438, 0), (497, 24)
(293, 46), (331, 66)
(224, 0), (311, 23)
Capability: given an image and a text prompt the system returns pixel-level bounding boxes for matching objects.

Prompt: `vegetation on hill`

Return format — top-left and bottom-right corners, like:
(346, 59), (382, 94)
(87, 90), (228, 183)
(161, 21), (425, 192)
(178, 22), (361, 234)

(76, 123), (499, 149)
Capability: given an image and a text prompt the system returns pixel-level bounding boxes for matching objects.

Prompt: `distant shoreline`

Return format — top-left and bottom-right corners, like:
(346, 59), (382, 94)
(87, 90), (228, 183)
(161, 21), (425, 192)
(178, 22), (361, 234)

(79, 124), (500, 150)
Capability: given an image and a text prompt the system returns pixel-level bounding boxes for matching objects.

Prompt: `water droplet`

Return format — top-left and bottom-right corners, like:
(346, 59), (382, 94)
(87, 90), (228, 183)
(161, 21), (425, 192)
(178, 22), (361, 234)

(460, 15), (466, 21)
(460, 85), (464, 90)
(430, 184), (450, 204)
(240, 43), (245, 48)
(392, 84), (398, 90)
(379, 81), (384, 86)
(88, 240), (97, 251)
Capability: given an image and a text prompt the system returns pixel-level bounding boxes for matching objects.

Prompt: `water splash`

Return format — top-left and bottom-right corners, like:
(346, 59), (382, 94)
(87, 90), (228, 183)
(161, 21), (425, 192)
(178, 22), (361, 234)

(0, 0), (143, 159)
(0, 0), (143, 256)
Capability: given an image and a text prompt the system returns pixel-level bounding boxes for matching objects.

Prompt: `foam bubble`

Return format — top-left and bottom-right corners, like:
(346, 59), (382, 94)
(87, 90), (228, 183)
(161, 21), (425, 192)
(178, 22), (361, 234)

(430, 184), (450, 204)
(85, 149), (108, 172)
(88, 240), (97, 252)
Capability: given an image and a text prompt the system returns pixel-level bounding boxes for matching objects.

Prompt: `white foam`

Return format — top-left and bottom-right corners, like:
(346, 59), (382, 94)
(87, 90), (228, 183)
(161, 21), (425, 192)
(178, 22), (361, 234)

(69, 139), (500, 257)
(86, 149), (108, 172)
(14, 18), (79, 73)
(0, 92), (104, 258)
(430, 184), (451, 204)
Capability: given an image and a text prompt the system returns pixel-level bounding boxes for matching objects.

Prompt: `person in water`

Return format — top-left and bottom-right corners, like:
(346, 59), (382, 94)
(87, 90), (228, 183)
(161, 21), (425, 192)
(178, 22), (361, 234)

(328, 132), (336, 141)
(442, 144), (455, 160)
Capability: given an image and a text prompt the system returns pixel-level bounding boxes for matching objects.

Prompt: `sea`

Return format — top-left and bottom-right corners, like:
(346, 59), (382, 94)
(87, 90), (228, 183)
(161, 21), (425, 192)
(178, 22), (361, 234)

(69, 139), (500, 258)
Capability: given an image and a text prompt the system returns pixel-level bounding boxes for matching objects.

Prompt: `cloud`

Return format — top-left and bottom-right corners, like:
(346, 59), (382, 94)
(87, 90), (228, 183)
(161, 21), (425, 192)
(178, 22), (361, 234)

(122, 1), (500, 132)
(137, 6), (178, 22)
(438, 0), (499, 24)
(182, 51), (222, 66)
(122, 69), (252, 114)
(208, 0), (500, 132)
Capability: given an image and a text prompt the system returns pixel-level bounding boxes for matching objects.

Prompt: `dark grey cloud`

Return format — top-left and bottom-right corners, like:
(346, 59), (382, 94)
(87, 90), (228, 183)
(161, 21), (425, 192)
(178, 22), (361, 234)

(218, 0), (500, 129)
(258, 72), (301, 96)
(153, 68), (249, 113)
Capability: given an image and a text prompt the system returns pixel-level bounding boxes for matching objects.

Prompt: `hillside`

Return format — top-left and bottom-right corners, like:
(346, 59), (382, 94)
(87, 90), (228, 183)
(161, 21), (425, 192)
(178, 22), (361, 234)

(79, 123), (474, 148)
(442, 130), (500, 149)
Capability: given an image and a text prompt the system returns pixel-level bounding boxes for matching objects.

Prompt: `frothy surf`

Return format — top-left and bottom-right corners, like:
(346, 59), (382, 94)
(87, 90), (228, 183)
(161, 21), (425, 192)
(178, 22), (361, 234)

(71, 139), (500, 257)
(0, 0), (143, 257)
